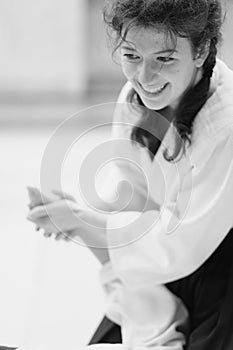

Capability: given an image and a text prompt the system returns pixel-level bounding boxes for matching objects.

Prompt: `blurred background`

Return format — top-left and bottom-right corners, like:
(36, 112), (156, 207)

(0, 0), (233, 348)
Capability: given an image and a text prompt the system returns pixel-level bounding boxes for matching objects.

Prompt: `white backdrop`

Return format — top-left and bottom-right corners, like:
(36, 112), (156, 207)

(0, 0), (88, 94)
(0, 125), (110, 348)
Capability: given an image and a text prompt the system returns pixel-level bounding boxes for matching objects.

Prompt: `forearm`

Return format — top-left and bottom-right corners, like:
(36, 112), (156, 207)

(82, 243), (109, 265)
(92, 188), (160, 213)
(77, 209), (110, 265)
(81, 196), (159, 265)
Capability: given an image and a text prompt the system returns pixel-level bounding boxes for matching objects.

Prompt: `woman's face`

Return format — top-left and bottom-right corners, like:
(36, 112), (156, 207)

(120, 26), (204, 111)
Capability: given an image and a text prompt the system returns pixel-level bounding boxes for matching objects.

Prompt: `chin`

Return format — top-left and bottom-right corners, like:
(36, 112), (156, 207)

(140, 98), (168, 111)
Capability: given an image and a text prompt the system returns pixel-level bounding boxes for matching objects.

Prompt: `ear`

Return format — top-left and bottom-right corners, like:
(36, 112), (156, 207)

(194, 41), (210, 68)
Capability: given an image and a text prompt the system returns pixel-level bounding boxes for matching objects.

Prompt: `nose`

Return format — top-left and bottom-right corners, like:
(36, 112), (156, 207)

(138, 59), (161, 85)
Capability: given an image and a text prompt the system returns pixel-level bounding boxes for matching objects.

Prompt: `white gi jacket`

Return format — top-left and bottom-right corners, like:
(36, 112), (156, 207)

(99, 59), (233, 349)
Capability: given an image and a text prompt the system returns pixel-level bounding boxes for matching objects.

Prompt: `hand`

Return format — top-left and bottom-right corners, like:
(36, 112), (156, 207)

(27, 186), (54, 232)
(27, 188), (79, 239)
(27, 198), (81, 234)
(27, 186), (55, 209)
(27, 189), (109, 263)
(27, 190), (107, 242)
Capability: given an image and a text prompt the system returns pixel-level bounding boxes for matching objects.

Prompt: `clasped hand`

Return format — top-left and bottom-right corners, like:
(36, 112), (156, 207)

(27, 188), (108, 245)
(27, 189), (86, 240)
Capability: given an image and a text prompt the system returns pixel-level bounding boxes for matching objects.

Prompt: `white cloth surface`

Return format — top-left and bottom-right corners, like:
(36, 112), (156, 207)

(100, 262), (188, 349)
(87, 345), (146, 349)
(17, 346), (133, 350)
(98, 59), (233, 348)
(106, 59), (233, 286)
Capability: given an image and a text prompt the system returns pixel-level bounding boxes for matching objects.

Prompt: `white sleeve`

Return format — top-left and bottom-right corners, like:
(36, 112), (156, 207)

(97, 82), (157, 212)
(106, 130), (233, 287)
(99, 261), (123, 326)
(99, 262), (189, 349)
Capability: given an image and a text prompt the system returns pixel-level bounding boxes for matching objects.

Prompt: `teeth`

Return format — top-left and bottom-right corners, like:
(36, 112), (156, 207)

(144, 84), (166, 94)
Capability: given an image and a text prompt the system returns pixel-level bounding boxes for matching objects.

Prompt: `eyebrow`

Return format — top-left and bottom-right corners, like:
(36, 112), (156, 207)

(121, 46), (177, 54)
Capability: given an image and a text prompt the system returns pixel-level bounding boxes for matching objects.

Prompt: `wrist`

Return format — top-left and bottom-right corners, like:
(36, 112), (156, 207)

(81, 207), (108, 230)
(78, 208), (108, 243)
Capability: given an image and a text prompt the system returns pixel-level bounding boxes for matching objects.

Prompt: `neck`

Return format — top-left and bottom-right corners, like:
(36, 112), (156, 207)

(157, 106), (174, 122)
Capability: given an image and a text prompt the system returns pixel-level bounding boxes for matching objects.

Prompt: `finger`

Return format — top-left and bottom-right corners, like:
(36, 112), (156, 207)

(63, 231), (73, 241)
(27, 205), (51, 220)
(35, 225), (40, 232)
(63, 230), (79, 242)
(27, 200), (67, 220)
(44, 231), (53, 238)
(27, 214), (37, 223)
(27, 186), (38, 192)
(28, 202), (34, 210)
(27, 186), (55, 208)
(54, 230), (73, 241)
(40, 192), (56, 205)
(64, 234), (71, 241)
(52, 189), (76, 202)
(55, 232), (64, 240)
(27, 187), (43, 208)
(32, 217), (59, 234)
(27, 186), (41, 200)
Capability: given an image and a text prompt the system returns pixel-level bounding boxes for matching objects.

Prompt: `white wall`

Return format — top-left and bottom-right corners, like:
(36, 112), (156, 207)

(221, 0), (233, 69)
(0, 0), (88, 94)
(0, 0), (231, 99)
(0, 126), (109, 348)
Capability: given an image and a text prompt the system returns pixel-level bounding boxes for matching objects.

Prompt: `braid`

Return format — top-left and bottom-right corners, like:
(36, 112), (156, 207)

(130, 93), (162, 159)
(164, 39), (217, 162)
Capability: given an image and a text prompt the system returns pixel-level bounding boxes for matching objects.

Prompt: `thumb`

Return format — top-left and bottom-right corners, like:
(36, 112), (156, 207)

(27, 186), (54, 207)
(52, 189), (76, 202)
(27, 205), (50, 220)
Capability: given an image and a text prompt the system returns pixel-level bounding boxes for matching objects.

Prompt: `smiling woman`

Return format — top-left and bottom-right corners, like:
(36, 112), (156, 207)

(26, 1), (233, 349)
(119, 28), (205, 112)
(103, 0), (221, 161)
(86, 0), (233, 349)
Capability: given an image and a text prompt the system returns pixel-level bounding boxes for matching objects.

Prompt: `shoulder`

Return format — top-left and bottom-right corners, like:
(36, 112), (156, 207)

(192, 59), (233, 146)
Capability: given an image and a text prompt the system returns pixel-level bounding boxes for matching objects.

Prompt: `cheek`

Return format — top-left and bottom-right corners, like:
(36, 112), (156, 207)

(170, 68), (184, 87)
(169, 66), (193, 91)
(121, 62), (135, 80)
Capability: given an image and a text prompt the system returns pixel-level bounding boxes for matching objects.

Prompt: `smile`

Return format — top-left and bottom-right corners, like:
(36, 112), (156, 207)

(140, 83), (169, 96)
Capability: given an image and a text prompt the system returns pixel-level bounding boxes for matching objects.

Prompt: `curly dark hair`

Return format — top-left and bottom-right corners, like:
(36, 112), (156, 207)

(103, 0), (223, 161)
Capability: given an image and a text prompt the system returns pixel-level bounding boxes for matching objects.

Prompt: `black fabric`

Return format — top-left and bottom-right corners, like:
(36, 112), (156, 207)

(88, 316), (122, 345)
(166, 227), (233, 349)
(88, 228), (233, 349)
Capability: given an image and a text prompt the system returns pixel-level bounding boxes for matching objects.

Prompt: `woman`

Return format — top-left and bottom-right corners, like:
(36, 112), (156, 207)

(27, 0), (233, 348)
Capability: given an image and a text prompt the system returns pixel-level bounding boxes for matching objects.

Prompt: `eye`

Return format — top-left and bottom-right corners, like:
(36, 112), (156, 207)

(122, 53), (140, 61)
(157, 56), (175, 63)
